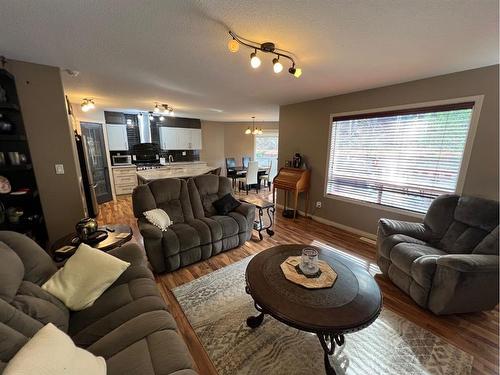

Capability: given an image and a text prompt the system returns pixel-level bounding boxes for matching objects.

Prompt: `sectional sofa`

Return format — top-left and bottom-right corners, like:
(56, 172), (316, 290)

(133, 175), (255, 273)
(0, 231), (197, 374)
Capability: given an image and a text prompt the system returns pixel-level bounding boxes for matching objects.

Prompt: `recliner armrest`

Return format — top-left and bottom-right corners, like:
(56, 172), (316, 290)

(436, 254), (499, 273)
(378, 219), (428, 241)
(234, 201), (255, 222)
(137, 218), (163, 240)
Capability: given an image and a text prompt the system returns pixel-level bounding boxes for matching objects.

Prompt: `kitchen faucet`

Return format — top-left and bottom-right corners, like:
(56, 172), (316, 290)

(168, 154), (174, 163)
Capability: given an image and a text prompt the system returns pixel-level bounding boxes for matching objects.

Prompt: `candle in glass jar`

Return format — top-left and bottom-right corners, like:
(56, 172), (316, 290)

(300, 247), (319, 275)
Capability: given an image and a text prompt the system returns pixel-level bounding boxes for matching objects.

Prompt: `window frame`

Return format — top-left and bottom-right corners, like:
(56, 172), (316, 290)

(323, 95), (484, 218)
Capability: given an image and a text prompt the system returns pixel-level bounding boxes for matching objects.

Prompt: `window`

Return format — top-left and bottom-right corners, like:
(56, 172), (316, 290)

(326, 101), (476, 214)
(255, 132), (279, 167)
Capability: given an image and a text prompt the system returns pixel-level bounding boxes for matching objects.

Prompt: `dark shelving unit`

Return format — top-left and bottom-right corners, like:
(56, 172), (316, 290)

(0, 68), (48, 246)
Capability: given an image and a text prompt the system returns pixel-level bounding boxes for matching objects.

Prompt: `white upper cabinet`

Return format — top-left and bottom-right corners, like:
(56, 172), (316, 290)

(107, 124), (129, 151)
(159, 127), (202, 150)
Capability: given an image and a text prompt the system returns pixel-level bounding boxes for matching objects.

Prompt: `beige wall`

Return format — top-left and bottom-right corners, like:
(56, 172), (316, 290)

(8, 60), (86, 243)
(201, 121), (279, 173)
(200, 121), (226, 174)
(279, 65), (499, 235)
(223, 121), (279, 165)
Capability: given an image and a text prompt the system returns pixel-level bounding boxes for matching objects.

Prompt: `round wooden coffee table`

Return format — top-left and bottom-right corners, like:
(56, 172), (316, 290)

(245, 244), (383, 375)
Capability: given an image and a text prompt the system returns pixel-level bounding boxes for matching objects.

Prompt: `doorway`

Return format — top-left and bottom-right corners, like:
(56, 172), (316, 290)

(80, 122), (113, 204)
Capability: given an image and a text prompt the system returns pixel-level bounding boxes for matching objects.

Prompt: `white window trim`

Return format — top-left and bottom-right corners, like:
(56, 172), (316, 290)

(323, 95), (484, 217)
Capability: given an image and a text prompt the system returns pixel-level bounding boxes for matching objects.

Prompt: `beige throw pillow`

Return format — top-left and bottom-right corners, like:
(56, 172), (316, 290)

(42, 243), (130, 311)
(144, 208), (172, 231)
(4, 323), (106, 375)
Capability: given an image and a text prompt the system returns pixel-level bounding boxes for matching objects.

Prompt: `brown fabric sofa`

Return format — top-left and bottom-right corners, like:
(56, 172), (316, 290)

(0, 231), (197, 375)
(133, 175), (255, 273)
(377, 194), (499, 315)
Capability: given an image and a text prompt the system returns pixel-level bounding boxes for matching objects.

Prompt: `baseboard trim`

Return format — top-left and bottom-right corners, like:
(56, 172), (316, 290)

(276, 204), (377, 240)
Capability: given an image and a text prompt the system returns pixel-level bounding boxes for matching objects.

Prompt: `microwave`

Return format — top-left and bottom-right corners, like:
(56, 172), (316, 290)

(112, 154), (132, 166)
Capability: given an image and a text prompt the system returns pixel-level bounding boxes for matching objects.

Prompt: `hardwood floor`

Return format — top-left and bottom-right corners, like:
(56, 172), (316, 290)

(98, 192), (499, 375)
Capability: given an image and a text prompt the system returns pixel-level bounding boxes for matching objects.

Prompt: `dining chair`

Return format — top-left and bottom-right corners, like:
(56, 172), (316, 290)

(226, 158), (237, 187)
(242, 156), (252, 168)
(237, 161), (259, 194)
(259, 159), (278, 190)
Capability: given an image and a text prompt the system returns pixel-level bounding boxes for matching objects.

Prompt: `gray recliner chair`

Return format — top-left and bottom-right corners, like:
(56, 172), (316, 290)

(133, 176), (255, 273)
(377, 194), (499, 315)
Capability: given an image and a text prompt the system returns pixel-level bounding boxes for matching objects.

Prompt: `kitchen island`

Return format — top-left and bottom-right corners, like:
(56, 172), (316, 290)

(136, 165), (215, 184)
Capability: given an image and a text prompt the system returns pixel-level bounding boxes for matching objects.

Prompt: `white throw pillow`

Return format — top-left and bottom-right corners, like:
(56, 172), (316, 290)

(42, 243), (130, 311)
(4, 323), (106, 375)
(144, 208), (172, 231)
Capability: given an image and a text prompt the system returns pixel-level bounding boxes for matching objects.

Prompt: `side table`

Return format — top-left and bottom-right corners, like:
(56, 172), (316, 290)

(240, 196), (275, 241)
(50, 224), (133, 262)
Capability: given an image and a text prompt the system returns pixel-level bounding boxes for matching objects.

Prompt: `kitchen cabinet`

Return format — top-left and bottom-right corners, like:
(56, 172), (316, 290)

(159, 127), (202, 150)
(112, 166), (137, 195)
(107, 124), (129, 151)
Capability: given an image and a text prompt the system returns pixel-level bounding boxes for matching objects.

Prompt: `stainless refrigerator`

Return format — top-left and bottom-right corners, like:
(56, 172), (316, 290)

(75, 133), (99, 217)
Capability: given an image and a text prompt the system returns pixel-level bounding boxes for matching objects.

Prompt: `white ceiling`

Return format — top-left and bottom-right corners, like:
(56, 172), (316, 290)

(0, 0), (498, 121)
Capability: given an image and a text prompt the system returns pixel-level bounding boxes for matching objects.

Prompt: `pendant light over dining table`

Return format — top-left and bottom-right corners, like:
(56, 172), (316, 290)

(245, 116), (263, 135)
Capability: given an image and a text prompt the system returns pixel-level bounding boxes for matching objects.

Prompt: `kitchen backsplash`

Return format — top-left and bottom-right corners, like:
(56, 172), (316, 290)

(109, 149), (200, 164)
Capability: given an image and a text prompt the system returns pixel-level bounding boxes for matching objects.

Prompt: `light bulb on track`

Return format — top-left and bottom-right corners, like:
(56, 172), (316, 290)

(250, 51), (261, 69)
(272, 58), (283, 73)
(227, 39), (239, 53)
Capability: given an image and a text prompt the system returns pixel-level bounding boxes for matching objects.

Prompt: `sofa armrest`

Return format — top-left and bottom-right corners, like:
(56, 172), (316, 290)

(436, 254), (499, 273)
(137, 218), (163, 240)
(378, 219), (428, 241)
(234, 201), (255, 223)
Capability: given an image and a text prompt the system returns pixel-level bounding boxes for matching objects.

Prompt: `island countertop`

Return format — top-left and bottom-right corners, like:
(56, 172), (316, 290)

(137, 166), (214, 182)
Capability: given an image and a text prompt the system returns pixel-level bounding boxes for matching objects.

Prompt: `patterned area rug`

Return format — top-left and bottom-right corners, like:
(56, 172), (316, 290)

(173, 257), (473, 375)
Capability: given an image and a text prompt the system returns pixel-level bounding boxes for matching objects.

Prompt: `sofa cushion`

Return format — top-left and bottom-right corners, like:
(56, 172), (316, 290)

(0, 231), (57, 285)
(390, 243), (446, 275)
(11, 281), (69, 332)
(454, 195), (499, 232)
(87, 311), (194, 375)
(198, 218), (223, 242)
(69, 278), (168, 347)
(440, 222), (488, 254)
(188, 175), (234, 218)
(411, 255), (441, 288)
(228, 211), (248, 234)
(211, 215), (239, 238)
(0, 242), (24, 303)
(162, 224), (201, 257)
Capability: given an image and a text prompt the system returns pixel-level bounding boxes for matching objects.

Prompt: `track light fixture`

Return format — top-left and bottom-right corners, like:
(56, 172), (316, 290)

(81, 98), (95, 112)
(148, 103), (175, 121)
(227, 31), (302, 78)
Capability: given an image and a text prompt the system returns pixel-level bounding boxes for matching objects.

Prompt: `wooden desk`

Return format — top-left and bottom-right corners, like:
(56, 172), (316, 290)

(272, 167), (311, 220)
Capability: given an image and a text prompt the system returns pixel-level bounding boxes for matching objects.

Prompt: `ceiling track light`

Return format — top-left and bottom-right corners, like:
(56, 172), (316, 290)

(81, 98), (95, 112)
(149, 102), (175, 121)
(227, 30), (302, 78)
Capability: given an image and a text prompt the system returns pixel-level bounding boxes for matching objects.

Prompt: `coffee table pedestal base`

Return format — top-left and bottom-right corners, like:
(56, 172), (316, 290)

(246, 302), (345, 375)
(317, 333), (345, 375)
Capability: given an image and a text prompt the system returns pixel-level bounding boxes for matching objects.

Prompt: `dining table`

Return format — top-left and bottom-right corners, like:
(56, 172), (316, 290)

(227, 166), (269, 189)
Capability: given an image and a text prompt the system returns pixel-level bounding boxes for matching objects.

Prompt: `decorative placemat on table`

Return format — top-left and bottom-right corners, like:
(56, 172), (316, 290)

(280, 256), (337, 289)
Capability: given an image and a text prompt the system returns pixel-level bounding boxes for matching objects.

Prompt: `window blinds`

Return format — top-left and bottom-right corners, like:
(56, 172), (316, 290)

(326, 103), (474, 213)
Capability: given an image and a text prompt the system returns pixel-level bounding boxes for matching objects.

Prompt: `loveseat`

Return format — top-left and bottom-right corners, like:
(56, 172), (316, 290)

(133, 175), (255, 273)
(0, 231), (197, 374)
(377, 194), (499, 315)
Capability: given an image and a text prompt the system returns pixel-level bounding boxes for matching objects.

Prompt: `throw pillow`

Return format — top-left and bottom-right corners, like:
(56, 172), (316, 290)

(144, 208), (172, 231)
(213, 193), (241, 215)
(42, 243), (130, 311)
(4, 323), (106, 375)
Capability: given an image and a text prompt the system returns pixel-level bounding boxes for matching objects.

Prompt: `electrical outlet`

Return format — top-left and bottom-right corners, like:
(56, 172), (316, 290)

(55, 164), (65, 175)
(315, 201), (322, 209)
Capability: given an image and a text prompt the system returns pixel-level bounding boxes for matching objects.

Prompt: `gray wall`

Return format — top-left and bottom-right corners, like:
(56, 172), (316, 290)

(279, 65), (499, 235)
(8, 60), (86, 243)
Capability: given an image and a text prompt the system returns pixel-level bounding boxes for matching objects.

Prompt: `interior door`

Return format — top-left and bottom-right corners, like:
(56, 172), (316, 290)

(81, 122), (113, 204)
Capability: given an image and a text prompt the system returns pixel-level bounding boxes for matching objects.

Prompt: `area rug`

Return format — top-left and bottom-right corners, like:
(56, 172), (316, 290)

(173, 257), (473, 375)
